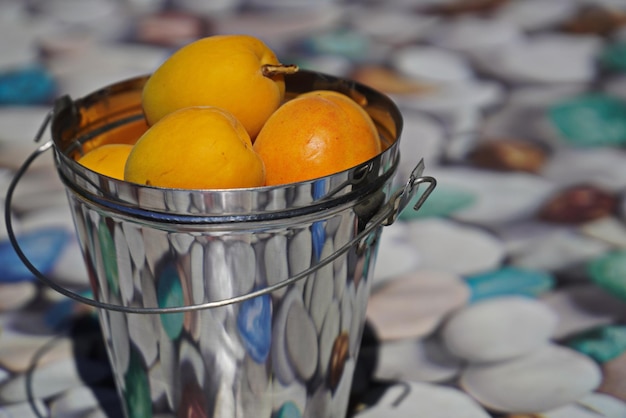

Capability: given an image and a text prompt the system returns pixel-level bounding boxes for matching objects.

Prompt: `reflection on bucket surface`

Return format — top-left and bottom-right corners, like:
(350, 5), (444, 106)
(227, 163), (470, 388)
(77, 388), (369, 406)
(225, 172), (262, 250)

(84, 208), (377, 417)
(20, 70), (435, 418)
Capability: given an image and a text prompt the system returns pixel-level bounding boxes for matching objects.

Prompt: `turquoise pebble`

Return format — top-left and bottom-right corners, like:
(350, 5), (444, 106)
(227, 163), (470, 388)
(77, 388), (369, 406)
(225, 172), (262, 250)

(82, 216), (98, 281)
(275, 401), (302, 418)
(300, 29), (369, 60)
(237, 293), (272, 363)
(0, 65), (56, 105)
(97, 220), (119, 296)
(399, 185), (475, 220)
(547, 94), (626, 147)
(124, 348), (152, 418)
(157, 262), (185, 340)
(587, 250), (626, 302)
(566, 325), (626, 363)
(465, 266), (554, 303)
(362, 234), (379, 281)
(599, 42), (626, 73)
(0, 227), (70, 283)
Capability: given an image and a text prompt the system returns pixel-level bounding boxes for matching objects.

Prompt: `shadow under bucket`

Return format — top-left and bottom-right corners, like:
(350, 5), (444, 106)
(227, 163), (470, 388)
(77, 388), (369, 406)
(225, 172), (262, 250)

(6, 70), (436, 418)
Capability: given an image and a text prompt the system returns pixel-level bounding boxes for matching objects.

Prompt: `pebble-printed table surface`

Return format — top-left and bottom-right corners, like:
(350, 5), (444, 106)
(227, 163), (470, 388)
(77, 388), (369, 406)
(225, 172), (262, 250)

(2, 0), (626, 417)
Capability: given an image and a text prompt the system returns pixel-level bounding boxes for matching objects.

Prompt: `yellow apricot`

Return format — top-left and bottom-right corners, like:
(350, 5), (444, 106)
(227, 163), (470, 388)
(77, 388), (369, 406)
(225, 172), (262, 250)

(77, 144), (134, 181)
(142, 34), (298, 139)
(253, 91), (381, 186)
(124, 106), (265, 189)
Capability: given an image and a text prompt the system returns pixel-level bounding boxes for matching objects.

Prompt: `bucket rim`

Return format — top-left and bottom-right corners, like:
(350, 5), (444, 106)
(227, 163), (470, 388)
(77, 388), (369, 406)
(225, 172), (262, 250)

(50, 70), (404, 220)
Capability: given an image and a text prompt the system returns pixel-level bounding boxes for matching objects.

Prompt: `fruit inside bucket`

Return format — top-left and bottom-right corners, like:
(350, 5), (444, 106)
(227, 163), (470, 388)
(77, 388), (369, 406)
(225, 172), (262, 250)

(69, 34), (398, 192)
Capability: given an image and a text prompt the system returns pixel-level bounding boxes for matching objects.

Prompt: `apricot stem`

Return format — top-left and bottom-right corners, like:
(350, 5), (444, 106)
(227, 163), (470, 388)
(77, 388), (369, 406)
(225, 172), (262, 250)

(262, 64), (300, 77)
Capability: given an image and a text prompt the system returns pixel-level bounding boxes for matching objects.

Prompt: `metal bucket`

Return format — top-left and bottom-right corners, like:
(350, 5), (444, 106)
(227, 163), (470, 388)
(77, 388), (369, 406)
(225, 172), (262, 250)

(5, 70), (435, 418)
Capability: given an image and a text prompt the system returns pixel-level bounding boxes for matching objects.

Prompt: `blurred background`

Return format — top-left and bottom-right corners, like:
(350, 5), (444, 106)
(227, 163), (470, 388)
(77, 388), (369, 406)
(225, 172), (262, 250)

(1, 0), (626, 417)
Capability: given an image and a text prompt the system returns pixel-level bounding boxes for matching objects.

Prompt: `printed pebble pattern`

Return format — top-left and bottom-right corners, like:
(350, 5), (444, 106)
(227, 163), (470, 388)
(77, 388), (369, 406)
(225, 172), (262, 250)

(2, 1), (626, 417)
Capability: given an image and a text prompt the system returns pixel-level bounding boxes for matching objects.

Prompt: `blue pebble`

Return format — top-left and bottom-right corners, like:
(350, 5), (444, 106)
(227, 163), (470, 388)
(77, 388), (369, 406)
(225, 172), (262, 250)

(45, 297), (76, 329)
(237, 293), (272, 363)
(157, 262), (185, 340)
(312, 221), (325, 262)
(312, 179), (327, 200)
(0, 227), (71, 283)
(311, 179), (328, 262)
(0, 65), (56, 106)
(44, 290), (95, 330)
(465, 266), (555, 303)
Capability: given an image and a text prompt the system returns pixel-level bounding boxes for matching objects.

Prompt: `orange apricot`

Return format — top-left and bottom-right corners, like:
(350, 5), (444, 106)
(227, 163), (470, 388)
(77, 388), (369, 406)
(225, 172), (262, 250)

(253, 91), (381, 186)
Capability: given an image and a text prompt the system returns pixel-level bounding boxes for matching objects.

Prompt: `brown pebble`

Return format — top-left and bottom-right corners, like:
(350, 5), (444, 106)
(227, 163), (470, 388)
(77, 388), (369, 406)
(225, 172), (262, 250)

(328, 332), (350, 391)
(178, 381), (208, 418)
(538, 184), (617, 224)
(504, 416), (541, 418)
(505, 415), (541, 418)
(350, 66), (434, 96)
(560, 5), (626, 36)
(423, 0), (508, 15)
(467, 139), (547, 173)
(134, 11), (210, 47)
(598, 351), (626, 402)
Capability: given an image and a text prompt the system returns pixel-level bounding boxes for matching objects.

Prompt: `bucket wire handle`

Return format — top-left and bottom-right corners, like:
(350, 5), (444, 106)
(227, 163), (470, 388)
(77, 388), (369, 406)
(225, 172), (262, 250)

(5, 113), (436, 313)
(2, 110), (111, 311)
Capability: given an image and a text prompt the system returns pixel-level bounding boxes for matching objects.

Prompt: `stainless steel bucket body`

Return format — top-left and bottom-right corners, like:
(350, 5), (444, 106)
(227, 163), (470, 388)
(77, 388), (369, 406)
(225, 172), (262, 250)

(48, 71), (406, 418)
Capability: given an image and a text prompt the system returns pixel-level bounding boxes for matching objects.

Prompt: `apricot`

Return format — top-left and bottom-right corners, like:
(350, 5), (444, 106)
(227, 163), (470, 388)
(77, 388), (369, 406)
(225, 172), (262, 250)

(77, 144), (134, 181)
(298, 89), (380, 139)
(253, 90), (382, 186)
(124, 106), (265, 189)
(142, 34), (298, 139)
